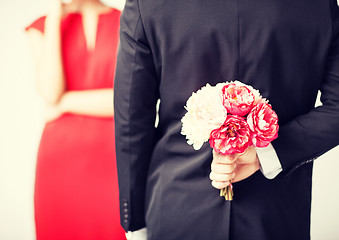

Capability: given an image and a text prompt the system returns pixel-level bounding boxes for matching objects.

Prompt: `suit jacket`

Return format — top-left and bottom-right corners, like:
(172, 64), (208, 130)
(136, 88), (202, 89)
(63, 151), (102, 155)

(114, 0), (339, 239)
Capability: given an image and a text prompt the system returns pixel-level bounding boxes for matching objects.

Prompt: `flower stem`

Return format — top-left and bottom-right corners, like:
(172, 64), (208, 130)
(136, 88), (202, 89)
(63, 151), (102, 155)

(220, 188), (224, 196)
(220, 181), (233, 201)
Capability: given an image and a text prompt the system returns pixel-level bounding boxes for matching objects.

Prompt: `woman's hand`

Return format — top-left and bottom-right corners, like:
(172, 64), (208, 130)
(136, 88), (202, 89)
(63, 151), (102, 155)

(210, 147), (260, 189)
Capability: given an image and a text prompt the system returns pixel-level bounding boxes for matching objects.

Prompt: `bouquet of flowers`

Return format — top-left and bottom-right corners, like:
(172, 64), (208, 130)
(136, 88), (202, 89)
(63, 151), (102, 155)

(181, 81), (279, 200)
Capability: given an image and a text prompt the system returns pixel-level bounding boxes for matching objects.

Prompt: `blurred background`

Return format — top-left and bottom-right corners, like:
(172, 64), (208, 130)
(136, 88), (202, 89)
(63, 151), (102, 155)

(0, 0), (338, 239)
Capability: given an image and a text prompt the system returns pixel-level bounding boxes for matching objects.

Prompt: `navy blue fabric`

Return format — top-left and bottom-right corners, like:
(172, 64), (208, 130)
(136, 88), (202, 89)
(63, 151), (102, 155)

(114, 0), (339, 239)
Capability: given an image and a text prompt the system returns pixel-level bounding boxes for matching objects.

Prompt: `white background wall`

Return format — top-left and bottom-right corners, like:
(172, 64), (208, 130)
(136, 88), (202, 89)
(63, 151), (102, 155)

(0, 0), (338, 239)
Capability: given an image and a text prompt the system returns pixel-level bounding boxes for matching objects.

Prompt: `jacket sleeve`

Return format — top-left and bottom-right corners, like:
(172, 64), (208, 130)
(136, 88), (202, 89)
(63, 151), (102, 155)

(272, 0), (339, 174)
(114, 0), (158, 232)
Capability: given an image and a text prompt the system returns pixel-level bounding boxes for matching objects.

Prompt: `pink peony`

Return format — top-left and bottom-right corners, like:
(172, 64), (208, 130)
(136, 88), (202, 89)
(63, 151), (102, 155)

(247, 102), (279, 148)
(222, 82), (256, 116)
(209, 115), (252, 155)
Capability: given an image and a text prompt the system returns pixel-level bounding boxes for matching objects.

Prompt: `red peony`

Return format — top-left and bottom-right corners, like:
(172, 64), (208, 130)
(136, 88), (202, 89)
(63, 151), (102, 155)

(222, 82), (256, 116)
(209, 115), (252, 155)
(247, 102), (279, 147)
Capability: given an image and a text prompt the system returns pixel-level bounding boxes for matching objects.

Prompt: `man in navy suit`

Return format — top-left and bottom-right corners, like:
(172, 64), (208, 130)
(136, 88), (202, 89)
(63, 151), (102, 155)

(114, 0), (339, 239)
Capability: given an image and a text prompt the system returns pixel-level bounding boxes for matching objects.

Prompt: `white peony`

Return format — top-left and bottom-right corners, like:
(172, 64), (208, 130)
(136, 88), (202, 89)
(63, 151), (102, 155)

(181, 83), (227, 150)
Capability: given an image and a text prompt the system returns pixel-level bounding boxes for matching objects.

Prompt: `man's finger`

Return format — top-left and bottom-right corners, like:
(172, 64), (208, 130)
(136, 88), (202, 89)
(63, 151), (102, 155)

(209, 172), (235, 182)
(211, 162), (236, 174)
(211, 180), (230, 190)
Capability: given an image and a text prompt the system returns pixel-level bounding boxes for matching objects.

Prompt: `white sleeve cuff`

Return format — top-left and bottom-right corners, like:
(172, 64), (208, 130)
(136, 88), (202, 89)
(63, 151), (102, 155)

(256, 143), (282, 179)
(126, 228), (147, 240)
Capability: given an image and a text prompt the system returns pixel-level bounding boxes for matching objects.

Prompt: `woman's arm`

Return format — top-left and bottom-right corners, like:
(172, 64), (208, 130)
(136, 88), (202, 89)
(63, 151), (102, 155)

(27, 0), (65, 104)
(59, 89), (114, 117)
(27, 27), (114, 120)
(27, 25), (114, 119)
(27, 1), (114, 120)
(42, 89), (114, 122)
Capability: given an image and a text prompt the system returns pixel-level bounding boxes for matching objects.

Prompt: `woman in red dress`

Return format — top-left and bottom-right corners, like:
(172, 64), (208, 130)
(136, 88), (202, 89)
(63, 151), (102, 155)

(25, 0), (125, 239)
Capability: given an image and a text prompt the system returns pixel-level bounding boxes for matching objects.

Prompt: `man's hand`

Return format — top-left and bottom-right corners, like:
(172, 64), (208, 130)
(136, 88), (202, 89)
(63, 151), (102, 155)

(210, 147), (260, 189)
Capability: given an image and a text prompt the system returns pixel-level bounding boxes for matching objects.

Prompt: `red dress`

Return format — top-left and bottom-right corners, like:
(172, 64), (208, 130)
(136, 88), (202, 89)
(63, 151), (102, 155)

(26, 9), (125, 240)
